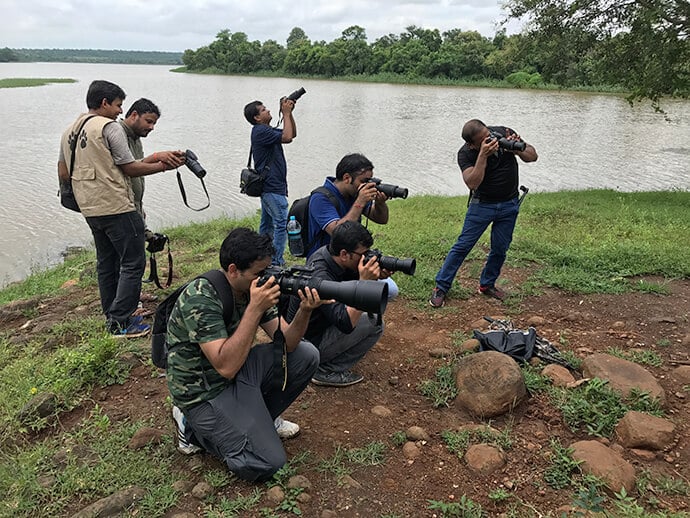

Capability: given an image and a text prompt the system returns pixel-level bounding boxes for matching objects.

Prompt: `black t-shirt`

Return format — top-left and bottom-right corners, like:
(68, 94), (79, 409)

(457, 126), (519, 202)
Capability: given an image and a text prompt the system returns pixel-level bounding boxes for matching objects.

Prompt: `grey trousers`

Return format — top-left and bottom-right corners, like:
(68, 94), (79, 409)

(317, 313), (384, 373)
(184, 340), (319, 482)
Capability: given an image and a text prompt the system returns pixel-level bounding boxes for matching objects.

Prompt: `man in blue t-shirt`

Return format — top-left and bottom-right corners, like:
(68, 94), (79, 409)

(244, 98), (297, 265)
(305, 153), (389, 258)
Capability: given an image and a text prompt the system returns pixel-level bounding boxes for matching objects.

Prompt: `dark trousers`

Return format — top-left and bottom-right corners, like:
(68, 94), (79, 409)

(85, 211), (146, 331)
(185, 341), (319, 482)
(317, 313), (383, 373)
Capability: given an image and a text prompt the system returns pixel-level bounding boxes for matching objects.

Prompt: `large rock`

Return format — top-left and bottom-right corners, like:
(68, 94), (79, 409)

(455, 351), (527, 417)
(615, 411), (676, 450)
(464, 444), (506, 475)
(581, 353), (666, 406)
(71, 486), (145, 517)
(571, 441), (636, 494)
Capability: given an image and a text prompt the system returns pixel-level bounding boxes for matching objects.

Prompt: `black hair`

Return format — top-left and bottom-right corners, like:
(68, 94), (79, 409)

(335, 153), (374, 181)
(243, 100), (263, 125)
(328, 221), (374, 256)
(461, 119), (487, 144)
(86, 80), (126, 110)
(126, 98), (160, 118)
(220, 227), (275, 272)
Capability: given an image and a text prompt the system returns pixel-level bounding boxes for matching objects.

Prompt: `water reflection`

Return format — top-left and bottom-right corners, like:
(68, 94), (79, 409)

(0, 63), (688, 286)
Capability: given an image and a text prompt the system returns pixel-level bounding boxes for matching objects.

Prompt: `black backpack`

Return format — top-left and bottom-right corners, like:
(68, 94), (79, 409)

(287, 186), (340, 257)
(151, 269), (234, 369)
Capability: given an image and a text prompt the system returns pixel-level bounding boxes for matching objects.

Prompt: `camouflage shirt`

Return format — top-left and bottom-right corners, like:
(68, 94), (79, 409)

(166, 277), (278, 410)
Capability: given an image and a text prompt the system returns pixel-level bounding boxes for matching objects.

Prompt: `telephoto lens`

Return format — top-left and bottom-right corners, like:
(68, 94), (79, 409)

(286, 87), (306, 102)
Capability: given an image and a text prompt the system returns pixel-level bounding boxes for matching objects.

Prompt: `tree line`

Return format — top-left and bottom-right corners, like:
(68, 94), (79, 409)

(182, 0), (688, 107)
(0, 48), (182, 65)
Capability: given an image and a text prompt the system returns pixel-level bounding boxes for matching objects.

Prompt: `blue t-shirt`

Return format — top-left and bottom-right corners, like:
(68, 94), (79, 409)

(251, 124), (287, 195)
(305, 177), (371, 258)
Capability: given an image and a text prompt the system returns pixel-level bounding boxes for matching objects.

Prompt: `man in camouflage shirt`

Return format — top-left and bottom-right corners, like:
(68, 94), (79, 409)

(166, 227), (323, 482)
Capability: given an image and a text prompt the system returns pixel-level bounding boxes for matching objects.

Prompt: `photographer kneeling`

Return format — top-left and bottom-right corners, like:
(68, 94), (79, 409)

(166, 228), (325, 482)
(287, 221), (385, 387)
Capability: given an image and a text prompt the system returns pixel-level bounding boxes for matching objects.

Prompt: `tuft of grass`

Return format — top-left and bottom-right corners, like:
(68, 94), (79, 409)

(441, 424), (512, 460)
(606, 347), (663, 367)
(543, 439), (582, 489)
(428, 495), (484, 517)
(418, 363), (458, 407)
(205, 488), (263, 518)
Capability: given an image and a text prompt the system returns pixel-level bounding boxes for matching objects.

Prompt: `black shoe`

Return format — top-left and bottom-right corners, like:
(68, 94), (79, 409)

(478, 285), (507, 301)
(311, 370), (364, 387)
(429, 287), (446, 308)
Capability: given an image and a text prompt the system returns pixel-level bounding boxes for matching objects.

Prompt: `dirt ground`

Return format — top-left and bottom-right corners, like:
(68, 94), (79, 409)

(4, 267), (690, 517)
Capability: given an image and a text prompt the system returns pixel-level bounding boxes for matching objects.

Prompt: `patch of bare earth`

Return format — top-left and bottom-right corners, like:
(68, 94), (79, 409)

(4, 272), (689, 517)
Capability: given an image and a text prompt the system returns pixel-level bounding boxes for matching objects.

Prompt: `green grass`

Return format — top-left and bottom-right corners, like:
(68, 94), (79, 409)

(0, 78), (76, 88)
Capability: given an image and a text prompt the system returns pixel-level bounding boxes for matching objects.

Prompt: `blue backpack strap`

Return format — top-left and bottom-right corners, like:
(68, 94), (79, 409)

(305, 186), (341, 252)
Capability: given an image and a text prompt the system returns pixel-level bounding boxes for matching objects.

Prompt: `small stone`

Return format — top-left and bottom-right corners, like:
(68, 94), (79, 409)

(526, 316), (546, 326)
(389, 376), (399, 385)
(406, 426), (430, 441)
(266, 485), (285, 504)
(296, 492), (312, 503)
(191, 481), (214, 500)
(172, 480), (195, 493)
(287, 475), (312, 490)
(460, 339), (480, 353)
(429, 347), (453, 358)
(321, 511), (338, 518)
(611, 321), (626, 329)
(371, 405), (392, 417)
(402, 441), (421, 459)
(631, 449), (656, 460)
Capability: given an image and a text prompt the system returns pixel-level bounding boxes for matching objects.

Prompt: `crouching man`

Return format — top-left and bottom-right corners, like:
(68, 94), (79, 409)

(165, 227), (323, 481)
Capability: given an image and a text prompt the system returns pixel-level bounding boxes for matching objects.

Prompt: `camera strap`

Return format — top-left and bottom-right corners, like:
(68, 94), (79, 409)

(271, 319), (288, 392)
(147, 245), (173, 289)
(175, 169), (210, 211)
(69, 115), (97, 177)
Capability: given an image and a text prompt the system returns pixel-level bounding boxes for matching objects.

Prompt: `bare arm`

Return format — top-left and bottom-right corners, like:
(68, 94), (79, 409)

(261, 288), (327, 351)
(281, 99), (296, 143)
(323, 182), (388, 235)
(57, 160), (69, 182)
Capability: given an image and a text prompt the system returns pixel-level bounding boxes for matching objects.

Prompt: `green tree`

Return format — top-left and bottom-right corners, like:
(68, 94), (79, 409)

(0, 47), (19, 62)
(287, 27), (310, 49)
(503, 0), (690, 106)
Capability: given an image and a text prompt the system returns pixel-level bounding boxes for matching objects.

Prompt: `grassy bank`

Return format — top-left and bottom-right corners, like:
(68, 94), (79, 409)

(0, 78), (77, 89)
(1, 190), (689, 516)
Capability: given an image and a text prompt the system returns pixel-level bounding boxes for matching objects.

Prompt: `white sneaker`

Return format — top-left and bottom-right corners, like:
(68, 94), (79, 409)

(172, 405), (203, 455)
(274, 416), (300, 440)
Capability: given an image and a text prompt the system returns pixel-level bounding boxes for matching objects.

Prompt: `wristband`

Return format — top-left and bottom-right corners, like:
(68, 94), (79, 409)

(153, 152), (158, 162)
(354, 203), (364, 209)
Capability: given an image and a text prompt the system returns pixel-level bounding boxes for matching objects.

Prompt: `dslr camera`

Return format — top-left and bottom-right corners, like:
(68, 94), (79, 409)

(486, 131), (526, 152)
(285, 87), (306, 102)
(146, 232), (169, 253)
(363, 249), (416, 275)
(185, 149), (206, 178)
(258, 265), (388, 315)
(364, 177), (408, 199)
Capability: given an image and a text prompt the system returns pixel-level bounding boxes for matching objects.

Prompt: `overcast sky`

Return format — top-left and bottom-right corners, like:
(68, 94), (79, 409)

(3, 0), (524, 52)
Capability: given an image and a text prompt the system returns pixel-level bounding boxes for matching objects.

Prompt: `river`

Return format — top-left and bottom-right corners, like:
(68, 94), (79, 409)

(0, 62), (688, 287)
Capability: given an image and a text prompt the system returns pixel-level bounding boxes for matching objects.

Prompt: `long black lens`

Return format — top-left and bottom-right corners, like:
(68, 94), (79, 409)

(498, 138), (526, 152)
(309, 278), (388, 314)
(378, 256), (416, 275)
(286, 87), (306, 102)
(376, 183), (408, 199)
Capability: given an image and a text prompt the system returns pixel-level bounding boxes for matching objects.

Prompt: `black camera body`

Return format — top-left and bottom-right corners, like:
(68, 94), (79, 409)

(362, 249), (416, 275)
(365, 177), (408, 199)
(286, 87), (306, 102)
(258, 265), (388, 315)
(146, 232), (169, 253)
(185, 149), (206, 178)
(486, 131), (526, 152)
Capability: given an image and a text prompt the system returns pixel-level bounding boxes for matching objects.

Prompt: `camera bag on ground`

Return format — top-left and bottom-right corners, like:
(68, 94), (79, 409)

(240, 145), (274, 197)
(151, 269), (234, 369)
(59, 115), (96, 212)
(146, 232), (173, 289)
(287, 186), (341, 258)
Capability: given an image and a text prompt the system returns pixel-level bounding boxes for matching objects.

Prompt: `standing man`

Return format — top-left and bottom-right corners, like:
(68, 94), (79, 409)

(119, 98), (184, 222)
(166, 227), (322, 481)
(243, 97), (297, 266)
(287, 221), (384, 387)
(429, 119), (538, 307)
(58, 80), (184, 337)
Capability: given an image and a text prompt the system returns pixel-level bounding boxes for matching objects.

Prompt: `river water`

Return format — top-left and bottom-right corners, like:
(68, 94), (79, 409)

(0, 62), (688, 286)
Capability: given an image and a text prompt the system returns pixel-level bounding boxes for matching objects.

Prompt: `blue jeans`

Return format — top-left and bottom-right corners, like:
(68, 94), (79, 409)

(259, 192), (288, 266)
(85, 211), (146, 331)
(435, 197), (520, 293)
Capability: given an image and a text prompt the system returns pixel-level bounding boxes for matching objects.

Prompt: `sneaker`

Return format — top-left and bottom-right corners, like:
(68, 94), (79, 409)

(311, 370), (364, 387)
(429, 287), (446, 308)
(172, 406), (203, 455)
(111, 320), (151, 339)
(478, 285), (507, 301)
(274, 416), (300, 440)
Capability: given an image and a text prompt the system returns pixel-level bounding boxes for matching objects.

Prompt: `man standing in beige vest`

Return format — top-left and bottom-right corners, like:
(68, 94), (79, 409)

(58, 80), (185, 337)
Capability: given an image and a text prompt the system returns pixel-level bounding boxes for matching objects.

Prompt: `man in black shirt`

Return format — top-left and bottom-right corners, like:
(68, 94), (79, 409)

(287, 221), (383, 387)
(429, 119), (538, 307)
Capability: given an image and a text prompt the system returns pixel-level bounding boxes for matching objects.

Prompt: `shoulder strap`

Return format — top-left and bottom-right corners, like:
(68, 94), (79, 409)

(69, 115), (97, 178)
(248, 143), (276, 173)
(199, 269), (234, 325)
(305, 186), (342, 252)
